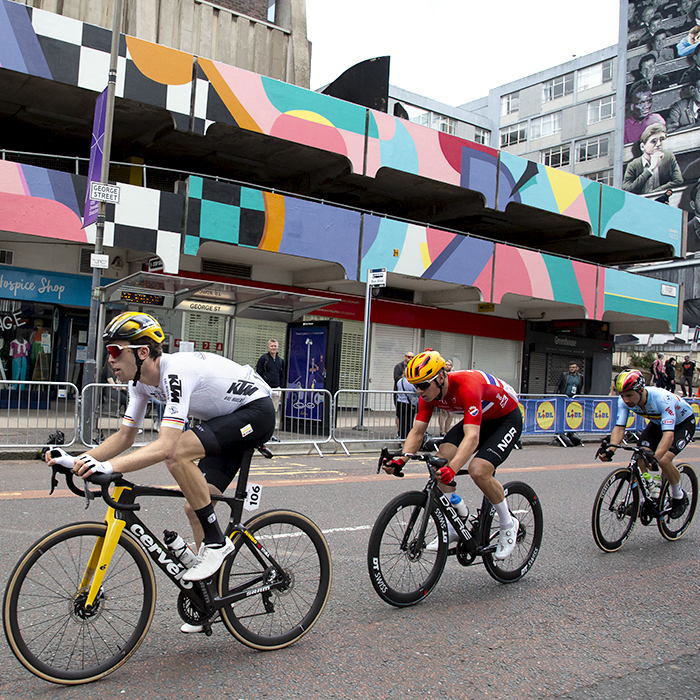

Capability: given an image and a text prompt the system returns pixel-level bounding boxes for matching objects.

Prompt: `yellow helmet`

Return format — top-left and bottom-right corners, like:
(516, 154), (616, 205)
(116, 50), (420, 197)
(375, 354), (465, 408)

(103, 312), (165, 344)
(405, 349), (446, 384)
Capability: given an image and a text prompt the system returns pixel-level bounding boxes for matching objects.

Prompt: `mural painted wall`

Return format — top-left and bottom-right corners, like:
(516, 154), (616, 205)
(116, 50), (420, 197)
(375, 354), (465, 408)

(623, 0), (700, 252)
(0, 0), (684, 256)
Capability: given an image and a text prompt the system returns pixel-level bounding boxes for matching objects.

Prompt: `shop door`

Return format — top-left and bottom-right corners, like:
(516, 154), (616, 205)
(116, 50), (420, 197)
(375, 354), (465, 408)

(369, 324), (418, 391)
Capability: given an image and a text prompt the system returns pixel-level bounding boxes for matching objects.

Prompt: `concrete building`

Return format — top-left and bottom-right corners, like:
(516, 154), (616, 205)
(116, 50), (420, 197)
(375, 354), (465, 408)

(0, 0), (687, 401)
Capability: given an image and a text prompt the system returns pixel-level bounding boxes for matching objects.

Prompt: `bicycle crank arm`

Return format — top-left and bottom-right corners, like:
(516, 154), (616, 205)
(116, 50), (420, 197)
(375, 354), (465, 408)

(476, 544), (498, 555)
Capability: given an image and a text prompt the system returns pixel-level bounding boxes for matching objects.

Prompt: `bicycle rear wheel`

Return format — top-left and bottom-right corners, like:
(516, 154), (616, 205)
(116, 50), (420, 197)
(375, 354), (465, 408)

(592, 467), (640, 552)
(219, 510), (331, 650)
(482, 481), (543, 583)
(658, 463), (698, 541)
(3, 523), (155, 685)
(367, 490), (447, 607)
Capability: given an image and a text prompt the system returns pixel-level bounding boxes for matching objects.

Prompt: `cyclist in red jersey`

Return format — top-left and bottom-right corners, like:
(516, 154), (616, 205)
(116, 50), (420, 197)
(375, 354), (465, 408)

(381, 349), (522, 559)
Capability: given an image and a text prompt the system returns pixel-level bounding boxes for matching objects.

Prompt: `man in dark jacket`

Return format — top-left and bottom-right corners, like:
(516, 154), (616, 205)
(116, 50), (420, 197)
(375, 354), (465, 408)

(556, 361), (584, 447)
(256, 339), (285, 429)
(681, 355), (696, 397)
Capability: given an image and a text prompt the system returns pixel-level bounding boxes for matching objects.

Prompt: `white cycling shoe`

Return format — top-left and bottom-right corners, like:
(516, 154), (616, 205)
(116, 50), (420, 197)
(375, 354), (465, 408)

(426, 522), (459, 551)
(182, 538), (235, 581)
(180, 623), (204, 634)
(494, 518), (519, 560)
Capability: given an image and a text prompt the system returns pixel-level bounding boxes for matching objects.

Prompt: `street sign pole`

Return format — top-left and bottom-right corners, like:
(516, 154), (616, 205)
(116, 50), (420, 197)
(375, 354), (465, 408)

(357, 268), (386, 429)
(82, 0), (123, 444)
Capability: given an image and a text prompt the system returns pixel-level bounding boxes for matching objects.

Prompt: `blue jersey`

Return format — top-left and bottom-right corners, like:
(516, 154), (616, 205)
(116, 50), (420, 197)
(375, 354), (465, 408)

(615, 387), (694, 430)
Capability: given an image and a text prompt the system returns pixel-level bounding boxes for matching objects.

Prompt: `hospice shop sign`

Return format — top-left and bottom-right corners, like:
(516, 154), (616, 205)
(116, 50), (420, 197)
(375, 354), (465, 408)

(0, 268), (93, 307)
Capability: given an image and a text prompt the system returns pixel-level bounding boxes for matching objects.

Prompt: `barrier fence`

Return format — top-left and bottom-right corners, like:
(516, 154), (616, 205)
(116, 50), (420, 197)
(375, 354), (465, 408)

(4, 381), (700, 454)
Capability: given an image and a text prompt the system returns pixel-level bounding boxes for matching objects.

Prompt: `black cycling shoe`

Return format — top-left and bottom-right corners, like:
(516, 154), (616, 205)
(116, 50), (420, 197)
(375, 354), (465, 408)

(670, 494), (689, 519)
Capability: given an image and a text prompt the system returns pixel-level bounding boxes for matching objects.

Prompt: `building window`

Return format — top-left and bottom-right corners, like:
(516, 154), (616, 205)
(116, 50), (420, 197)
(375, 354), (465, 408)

(540, 145), (571, 169)
(577, 60), (613, 92)
(576, 135), (610, 162)
(500, 122), (527, 147)
(474, 127), (490, 145)
(411, 111), (456, 134)
(589, 169), (613, 185)
(542, 73), (574, 103)
(587, 96), (614, 124)
(501, 91), (520, 116)
(530, 112), (562, 139)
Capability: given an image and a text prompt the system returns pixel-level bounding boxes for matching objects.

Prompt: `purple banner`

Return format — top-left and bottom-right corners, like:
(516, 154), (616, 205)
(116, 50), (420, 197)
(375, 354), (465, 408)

(82, 88), (108, 229)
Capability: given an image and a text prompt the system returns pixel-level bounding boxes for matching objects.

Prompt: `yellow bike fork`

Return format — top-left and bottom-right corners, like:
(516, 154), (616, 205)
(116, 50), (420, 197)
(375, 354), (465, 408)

(79, 486), (130, 608)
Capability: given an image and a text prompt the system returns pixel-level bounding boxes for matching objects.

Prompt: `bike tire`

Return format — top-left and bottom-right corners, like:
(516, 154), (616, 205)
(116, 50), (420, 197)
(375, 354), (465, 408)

(481, 481), (543, 583)
(3, 522), (156, 685)
(658, 463), (698, 541)
(219, 509), (332, 650)
(591, 467), (640, 552)
(367, 490), (447, 607)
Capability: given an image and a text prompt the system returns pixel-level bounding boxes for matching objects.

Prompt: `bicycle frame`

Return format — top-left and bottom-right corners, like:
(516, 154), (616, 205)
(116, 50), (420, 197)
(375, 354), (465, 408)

(55, 449), (289, 618)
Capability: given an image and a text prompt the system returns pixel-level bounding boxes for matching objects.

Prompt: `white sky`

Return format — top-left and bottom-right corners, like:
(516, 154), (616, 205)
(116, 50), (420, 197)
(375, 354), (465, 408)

(305, 0), (621, 107)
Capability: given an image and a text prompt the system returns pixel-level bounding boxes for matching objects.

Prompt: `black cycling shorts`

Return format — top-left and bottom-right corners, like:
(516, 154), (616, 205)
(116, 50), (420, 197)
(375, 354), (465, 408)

(639, 414), (696, 456)
(441, 407), (522, 470)
(190, 397), (276, 492)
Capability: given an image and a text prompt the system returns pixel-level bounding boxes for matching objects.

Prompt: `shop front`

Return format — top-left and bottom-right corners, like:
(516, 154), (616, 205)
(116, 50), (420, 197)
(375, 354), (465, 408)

(0, 267), (94, 391)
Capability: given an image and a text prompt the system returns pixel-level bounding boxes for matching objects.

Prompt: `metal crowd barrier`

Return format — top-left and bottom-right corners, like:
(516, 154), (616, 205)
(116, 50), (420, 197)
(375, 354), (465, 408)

(272, 388), (333, 456)
(332, 390), (444, 455)
(9, 382), (700, 456)
(81, 383), (162, 449)
(0, 381), (79, 449)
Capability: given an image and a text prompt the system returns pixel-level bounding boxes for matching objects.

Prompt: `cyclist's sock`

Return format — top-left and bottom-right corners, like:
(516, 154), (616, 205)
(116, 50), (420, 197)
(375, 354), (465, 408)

(194, 503), (225, 545)
(493, 499), (513, 530)
(671, 483), (684, 499)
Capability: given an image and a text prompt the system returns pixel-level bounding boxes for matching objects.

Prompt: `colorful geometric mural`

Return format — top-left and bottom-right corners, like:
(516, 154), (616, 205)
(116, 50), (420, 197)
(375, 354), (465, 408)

(0, 161), (86, 243)
(184, 176), (362, 276)
(0, 0), (685, 257)
(603, 266), (679, 327)
(492, 244), (599, 319)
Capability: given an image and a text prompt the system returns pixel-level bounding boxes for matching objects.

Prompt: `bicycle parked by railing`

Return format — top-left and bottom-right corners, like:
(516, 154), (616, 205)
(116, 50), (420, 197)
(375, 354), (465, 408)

(592, 440), (698, 552)
(3, 447), (332, 685)
(367, 447), (543, 607)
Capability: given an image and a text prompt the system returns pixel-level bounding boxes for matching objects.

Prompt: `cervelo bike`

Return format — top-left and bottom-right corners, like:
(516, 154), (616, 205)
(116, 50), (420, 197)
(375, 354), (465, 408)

(592, 440), (698, 552)
(367, 447), (543, 607)
(3, 448), (332, 685)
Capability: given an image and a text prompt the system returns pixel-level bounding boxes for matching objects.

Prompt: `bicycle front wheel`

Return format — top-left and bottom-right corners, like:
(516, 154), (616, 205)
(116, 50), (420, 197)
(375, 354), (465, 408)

(367, 490), (447, 607)
(482, 481), (543, 583)
(219, 510), (332, 650)
(658, 463), (698, 541)
(3, 523), (156, 685)
(592, 467), (640, 552)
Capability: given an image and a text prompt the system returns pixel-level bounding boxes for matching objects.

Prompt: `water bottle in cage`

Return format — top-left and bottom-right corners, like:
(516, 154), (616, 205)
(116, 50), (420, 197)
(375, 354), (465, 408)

(163, 530), (197, 568)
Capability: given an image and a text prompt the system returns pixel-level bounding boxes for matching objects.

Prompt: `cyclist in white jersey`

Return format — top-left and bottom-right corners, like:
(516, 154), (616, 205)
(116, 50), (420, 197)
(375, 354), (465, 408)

(45, 312), (275, 592)
(600, 369), (695, 518)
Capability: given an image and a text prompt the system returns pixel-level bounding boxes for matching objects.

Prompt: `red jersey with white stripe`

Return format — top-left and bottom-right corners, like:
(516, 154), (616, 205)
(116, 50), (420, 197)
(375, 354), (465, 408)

(415, 370), (519, 426)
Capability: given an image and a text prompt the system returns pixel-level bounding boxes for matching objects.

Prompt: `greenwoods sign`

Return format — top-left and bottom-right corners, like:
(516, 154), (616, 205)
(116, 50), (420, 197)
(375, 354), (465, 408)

(0, 268), (95, 307)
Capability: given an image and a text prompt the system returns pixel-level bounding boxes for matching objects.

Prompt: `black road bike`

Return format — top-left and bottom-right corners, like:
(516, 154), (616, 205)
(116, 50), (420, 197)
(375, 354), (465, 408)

(3, 449), (332, 685)
(367, 448), (543, 607)
(592, 440), (698, 552)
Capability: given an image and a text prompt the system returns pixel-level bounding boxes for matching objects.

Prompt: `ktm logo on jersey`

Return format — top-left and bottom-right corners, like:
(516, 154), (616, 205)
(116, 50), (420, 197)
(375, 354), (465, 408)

(226, 380), (257, 397)
(168, 375), (182, 403)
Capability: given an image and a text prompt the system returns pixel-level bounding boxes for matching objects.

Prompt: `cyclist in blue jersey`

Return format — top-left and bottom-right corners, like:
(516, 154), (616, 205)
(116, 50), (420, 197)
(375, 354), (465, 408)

(600, 369), (695, 518)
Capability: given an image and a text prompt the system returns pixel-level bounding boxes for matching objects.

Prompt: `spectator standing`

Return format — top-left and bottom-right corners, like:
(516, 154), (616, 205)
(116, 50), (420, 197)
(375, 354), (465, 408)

(556, 361), (584, 447)
(681, 355), (696, 396)
(438, 358), (454, 436)
(256, 339), (285, 430)
(393, 351), (414, 434)
(666, 357), (678, 394)
(395, 374), (419, 439)
(652, 352), (666, 388)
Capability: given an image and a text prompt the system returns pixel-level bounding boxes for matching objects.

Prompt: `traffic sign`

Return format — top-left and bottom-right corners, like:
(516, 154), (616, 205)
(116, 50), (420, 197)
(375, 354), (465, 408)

(368, 268), (387, 287)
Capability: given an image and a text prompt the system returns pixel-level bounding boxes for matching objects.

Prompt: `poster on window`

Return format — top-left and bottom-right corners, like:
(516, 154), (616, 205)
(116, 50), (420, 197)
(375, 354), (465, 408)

(285, 325), (328, 422)
(623, 0), (700, 251)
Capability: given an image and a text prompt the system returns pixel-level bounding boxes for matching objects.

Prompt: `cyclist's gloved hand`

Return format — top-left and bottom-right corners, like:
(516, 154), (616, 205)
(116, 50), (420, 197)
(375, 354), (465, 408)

(436, 465), (456, 485)
(384, 458), (406, 478)
(598, 448), (614, 462)
(47, 447), (75, 470)
(76, 454), (113, 477)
